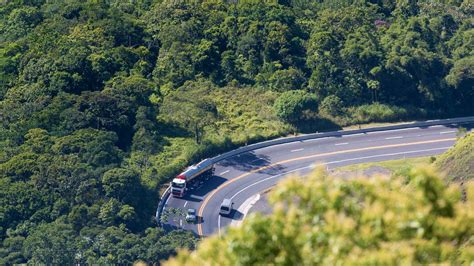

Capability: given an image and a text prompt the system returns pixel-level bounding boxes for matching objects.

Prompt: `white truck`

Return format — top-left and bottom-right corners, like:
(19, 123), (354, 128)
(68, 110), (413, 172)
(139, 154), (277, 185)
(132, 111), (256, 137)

(170, 159), (214, 197)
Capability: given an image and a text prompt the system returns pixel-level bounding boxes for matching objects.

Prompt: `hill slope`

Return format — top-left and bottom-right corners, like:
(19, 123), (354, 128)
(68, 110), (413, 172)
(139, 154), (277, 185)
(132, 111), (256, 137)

(436, 133), (474, 182)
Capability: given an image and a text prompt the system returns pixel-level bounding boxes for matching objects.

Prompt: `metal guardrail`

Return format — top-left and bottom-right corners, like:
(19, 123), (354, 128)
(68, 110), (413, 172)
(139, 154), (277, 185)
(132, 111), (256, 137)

(155, 116), (474, 225)
(155, 186), (170, 226)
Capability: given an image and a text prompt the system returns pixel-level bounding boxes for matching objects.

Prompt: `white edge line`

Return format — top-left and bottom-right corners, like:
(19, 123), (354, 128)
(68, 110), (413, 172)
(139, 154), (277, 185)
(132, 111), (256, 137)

(367, 127), (416, 134)
(343, 133), (364, 137)
(219, 146), (451, 233)
(303, 137), (332, 142)
(230, 194), (261, 228)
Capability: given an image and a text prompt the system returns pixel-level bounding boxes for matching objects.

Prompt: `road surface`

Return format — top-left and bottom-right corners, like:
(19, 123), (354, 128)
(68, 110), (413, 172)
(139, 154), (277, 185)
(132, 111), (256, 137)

(162, 122), (472, 236)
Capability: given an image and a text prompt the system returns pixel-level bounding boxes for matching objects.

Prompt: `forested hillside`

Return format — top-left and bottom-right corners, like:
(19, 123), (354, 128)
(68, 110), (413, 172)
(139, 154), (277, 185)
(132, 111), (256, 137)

(0, 0), (473, 264)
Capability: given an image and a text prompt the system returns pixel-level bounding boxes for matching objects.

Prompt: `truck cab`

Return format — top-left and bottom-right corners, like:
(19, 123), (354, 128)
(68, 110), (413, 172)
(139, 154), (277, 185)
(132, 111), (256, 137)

(170, 178), (186, 197)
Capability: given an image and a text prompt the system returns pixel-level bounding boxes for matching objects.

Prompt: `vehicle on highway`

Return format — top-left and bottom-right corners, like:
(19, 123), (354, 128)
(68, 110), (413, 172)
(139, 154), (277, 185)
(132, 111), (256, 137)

(186, 208), (197, 223)
(170, 159), (214, 197)
(219, 198), (233, 216)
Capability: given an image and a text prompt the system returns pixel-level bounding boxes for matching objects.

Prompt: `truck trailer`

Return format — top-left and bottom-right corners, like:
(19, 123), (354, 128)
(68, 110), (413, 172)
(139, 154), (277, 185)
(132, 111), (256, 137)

(170, 159), (214, 197)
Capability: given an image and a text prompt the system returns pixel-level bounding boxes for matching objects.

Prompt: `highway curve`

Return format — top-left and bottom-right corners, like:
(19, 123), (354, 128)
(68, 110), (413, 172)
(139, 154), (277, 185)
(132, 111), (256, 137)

(162, 121), (473, 237)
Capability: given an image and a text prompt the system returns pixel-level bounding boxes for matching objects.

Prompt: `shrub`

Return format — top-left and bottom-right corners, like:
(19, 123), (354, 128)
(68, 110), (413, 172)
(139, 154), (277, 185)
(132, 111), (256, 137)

(267, 67), (307, 92)
(319, 95), (345, 117)
(273, 90), (318, 123)
(349, 103), (424, 124)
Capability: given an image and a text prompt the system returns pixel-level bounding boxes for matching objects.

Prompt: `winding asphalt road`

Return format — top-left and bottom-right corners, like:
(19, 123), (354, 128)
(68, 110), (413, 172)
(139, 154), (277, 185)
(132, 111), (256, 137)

(162, 121), (473, 237)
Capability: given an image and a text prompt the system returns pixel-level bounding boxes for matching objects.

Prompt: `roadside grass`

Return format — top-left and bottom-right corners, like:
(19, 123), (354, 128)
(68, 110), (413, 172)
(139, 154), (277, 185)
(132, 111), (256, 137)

(342, 121), (421, 131)
(335, 157), (433, 176)
(435, 132), (474, 183)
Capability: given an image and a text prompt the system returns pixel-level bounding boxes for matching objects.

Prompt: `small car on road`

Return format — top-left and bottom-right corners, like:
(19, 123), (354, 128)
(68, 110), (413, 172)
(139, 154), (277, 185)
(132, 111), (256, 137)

(186, 208), (197, 223)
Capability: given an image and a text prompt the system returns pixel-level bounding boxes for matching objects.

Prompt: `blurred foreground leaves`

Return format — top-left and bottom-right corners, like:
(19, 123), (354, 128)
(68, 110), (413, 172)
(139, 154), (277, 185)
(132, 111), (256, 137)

(166, 166), (474, 265)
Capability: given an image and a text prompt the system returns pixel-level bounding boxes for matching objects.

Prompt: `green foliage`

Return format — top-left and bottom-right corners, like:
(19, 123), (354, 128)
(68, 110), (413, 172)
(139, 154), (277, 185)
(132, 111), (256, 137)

(436, 132), (474, 183)
(23, 221), (76, 265)
(210, 87), (290, 143)
(273, 90), (318, 123)
(166, 167), (474, 265)
(102, 168), (141, 204)
(349, 103), (424, 123)
(159, 80), (218, 144)
(319, 95), (345, 117)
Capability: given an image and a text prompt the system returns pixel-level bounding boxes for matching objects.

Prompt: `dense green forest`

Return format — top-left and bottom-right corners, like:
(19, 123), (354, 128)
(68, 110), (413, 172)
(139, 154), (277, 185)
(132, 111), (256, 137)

(0, 0), (472, 264)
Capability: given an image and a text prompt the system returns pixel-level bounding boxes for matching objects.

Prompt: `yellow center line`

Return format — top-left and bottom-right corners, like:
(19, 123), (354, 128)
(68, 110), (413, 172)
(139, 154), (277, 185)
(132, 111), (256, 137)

(197, 137), (455, 236)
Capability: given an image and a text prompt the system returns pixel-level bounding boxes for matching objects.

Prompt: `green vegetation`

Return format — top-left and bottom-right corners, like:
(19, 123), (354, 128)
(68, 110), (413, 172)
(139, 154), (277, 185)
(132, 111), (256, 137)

(0, 0), (473, 264)
(273, 90), (318, 123)
(335, 131), (474, 183)
(436, 132), (474, 183)
(166, 167), (474, 265)
(335, 156), (432, 176)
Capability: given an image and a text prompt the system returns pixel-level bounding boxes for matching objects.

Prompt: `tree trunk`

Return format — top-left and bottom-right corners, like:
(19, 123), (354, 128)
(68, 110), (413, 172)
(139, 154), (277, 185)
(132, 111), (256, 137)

(194, 124), (200, 144)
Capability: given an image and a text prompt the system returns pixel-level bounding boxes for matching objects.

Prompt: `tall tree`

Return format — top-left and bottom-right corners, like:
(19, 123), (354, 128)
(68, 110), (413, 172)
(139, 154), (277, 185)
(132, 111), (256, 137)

(159, 80), (218, 144)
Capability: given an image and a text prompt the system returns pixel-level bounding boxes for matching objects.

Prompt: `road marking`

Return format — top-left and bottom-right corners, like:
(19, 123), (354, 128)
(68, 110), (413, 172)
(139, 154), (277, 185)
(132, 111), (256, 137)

(180, 219), (182, 227)
(197, 137), (455, 236)
(219, 170), (230, 175)
(367, 127), (416, 134)
(290, 148), (304, 152)
(190, 195), (204, 201)
(228, 194), (261, 231)
(385, 136), (403, 140)
(217, 215), (221, 235)
(230, 168), (308, 201)
(335, 142), (349, 146)
(343, 133), (364, 137)
(259, 140), (304, 148)
(440, 130), (456, 134)
(303, 137), (332, 142)
(183, 201), (188, 208)
(217, 146), (451, 234)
